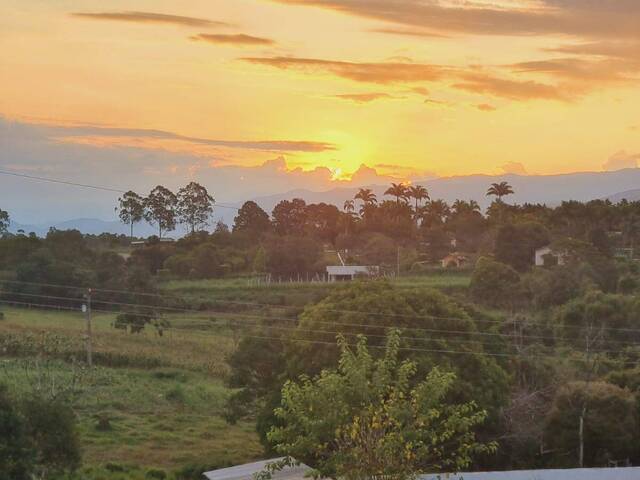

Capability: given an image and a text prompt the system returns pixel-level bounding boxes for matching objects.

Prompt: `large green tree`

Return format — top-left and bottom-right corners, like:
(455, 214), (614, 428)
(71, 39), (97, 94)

(233, 201), (271, 236)
(176, 181), (215, 234)
(116, 190), (145, 239)
(545, 381), (638, 467)
(268, 330), (495, 479)
(272, 199), (308, 235)
(0, 208), (9, 235)
(144, 185), (177, 238)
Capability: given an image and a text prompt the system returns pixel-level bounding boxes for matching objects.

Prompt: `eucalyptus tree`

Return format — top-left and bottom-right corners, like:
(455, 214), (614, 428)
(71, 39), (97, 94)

(176, 181), (215, 234)
(144, 185), (177, 238)
(116, 191), (145, 239)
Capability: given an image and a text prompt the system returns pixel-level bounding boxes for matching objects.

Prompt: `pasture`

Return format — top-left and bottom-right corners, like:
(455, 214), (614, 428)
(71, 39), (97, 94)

(0, 307), (262, 475)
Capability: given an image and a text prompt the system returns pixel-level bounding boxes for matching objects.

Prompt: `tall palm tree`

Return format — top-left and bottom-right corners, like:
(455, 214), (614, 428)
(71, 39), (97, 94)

(354, 188), (377, 205)
(343, 199), (355, 216)
(354, 188), (377, 219)
(486, 182), (514, 202)
(452, 199), (481, 216)
(408, 185), (430, 212)
(419, 199), (450, 227)
(384, 183), (409, 205)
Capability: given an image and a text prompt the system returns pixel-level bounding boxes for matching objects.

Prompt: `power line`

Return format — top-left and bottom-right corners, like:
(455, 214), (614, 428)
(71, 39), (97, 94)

(5, 279), (640, 336)
(0, 169), (240, 210)
(0, 300), (634, 362)
(2, 293), (640, 356)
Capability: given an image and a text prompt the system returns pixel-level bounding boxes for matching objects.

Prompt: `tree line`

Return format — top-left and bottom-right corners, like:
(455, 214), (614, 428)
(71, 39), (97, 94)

(116, 182), (214, 238)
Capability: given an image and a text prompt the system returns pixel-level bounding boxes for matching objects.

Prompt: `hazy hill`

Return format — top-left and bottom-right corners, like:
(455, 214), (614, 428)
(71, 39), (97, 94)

(243, 168), (640, 215)
(9, 168), (640, 236)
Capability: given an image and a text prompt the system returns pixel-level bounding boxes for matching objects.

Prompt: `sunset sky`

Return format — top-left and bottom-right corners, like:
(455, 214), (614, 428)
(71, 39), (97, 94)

(1, 0), (640, 198)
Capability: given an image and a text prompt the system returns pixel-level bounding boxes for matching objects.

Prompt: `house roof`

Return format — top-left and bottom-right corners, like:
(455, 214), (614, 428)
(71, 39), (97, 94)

(326, 265), (376, 275)
(419, 467), (640, 480)
(203, 458), (311, 480)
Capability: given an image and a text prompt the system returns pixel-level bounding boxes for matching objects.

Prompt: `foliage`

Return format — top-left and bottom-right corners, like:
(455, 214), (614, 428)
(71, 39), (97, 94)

(116, 191), (145, 239)
(469, 257), (520, 307)
(176, 182), (215, 233)
(553, 290), (640, 350)
(268, 330), (495, 479)
(0, 208), (9, 235)
(264, 235), (323, 277)
(144, 186), (178, 238)
(272, 199), (308, 236)
(0, 384), (33, 480)
(0, 383), (81, 479)
(545, 381), (638, 467)
(233, 201), (271, 236)
(494, 222), (549, 271)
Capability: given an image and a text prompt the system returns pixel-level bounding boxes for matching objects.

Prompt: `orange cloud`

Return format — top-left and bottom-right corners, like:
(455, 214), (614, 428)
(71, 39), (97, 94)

(191, 33), (276, 46)
(71, 11), (229, 28)
(241, 56), (447, 84)
(270, 1), (640, 39)
(332, 92), (397, 103)
(476, 103), (497, 112)
(453, 73), (568, 101)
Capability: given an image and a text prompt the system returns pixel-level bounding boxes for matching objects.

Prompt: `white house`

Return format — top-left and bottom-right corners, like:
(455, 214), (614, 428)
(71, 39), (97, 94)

(535, 245), (567, 267)
(326, 265), (378, 282)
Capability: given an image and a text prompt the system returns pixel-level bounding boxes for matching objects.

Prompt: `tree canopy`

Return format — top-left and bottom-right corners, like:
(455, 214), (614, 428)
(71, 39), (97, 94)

(268, 330), (495, 480)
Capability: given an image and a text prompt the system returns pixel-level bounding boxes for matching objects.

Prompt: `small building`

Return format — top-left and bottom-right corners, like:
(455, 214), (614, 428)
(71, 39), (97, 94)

(203, 458), (311, 480)
(326, 265), (378, 282)
(441, 252), (468, 269)
(534, 245), (567, 267)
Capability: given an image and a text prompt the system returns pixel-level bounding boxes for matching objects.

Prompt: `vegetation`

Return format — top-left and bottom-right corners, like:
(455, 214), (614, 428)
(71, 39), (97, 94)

(269, 330), (494, 480)
(4, 181), (640, 476)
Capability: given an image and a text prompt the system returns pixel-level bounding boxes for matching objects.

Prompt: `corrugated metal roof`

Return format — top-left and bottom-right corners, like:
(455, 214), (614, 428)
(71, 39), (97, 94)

(420, 467), (640, 480)
(326, 265), (376, 275)
(203, 458), (311, 480)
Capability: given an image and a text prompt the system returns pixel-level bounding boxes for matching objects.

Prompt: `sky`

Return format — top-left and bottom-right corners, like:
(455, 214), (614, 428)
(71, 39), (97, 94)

(1, 0), (640, 214)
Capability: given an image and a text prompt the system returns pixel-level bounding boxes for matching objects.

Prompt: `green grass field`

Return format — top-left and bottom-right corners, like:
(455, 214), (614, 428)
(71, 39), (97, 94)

(161, 271), (471, 307)
(0, 307), (263, 476)
(0, 272), (471, 477)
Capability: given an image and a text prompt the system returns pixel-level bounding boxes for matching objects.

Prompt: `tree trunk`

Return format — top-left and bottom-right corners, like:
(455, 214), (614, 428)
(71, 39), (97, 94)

(130, 220), (134, 241)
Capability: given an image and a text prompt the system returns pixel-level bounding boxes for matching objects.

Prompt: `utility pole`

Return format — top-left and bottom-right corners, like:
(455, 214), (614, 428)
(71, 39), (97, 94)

(83, 288), (93, 367)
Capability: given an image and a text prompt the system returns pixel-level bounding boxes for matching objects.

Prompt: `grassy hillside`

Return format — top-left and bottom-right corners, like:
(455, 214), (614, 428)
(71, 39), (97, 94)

(0, 307), (263, 477)
(161, 271), (471, 308)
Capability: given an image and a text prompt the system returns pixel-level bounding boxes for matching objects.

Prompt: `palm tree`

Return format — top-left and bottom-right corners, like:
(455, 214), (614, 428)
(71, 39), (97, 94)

(354, 188), (377, 205)
(486, 182), (514, 202)
(452, 199), (481, 216)
(384, 183), (409, 205)
(354, 188), (377, 219)
(419, 199), (450, 227)
(343, 199), (355, 216)
(408, 185), (430, 212)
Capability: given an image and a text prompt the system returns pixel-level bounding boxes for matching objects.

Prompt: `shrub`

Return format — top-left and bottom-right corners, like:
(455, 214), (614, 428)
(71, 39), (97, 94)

(146, 468), (167, 479)
(165, 385), (186, 404)
(470, 257), (520, 307)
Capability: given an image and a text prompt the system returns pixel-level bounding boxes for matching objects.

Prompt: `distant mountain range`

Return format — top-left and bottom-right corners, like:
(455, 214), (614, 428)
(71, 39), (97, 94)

(9, 168), (640, 237)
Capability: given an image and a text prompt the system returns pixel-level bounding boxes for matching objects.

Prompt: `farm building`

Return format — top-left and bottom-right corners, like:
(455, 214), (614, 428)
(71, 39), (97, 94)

(326, 265), (378, 282)
(203, 458), (310, 480)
